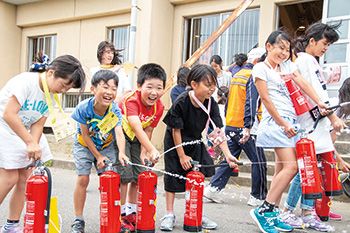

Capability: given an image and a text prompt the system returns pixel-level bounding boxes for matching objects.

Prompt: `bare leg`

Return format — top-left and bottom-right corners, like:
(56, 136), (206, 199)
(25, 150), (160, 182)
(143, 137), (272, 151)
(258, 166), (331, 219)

(127, 182), (138, 204)
(165, 191), (175, 212)
(265, 148), (298, 207)
(8, 168), (31, 220)
(0, 168), (19, 205)
(120, 183), (128, 205)
(73, 175), (90, 216)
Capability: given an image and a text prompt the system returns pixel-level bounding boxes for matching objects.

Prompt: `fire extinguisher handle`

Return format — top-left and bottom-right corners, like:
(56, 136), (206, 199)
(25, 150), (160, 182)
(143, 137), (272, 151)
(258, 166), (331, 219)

(144, 158), (153, 167)
(25, 159), (44, 170)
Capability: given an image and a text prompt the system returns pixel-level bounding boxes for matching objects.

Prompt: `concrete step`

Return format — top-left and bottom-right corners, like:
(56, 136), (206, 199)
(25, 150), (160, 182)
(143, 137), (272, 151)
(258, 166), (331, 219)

(238, 158), (275, 176)
(240, 148), (350, 164)
(226, 172), (350, 203)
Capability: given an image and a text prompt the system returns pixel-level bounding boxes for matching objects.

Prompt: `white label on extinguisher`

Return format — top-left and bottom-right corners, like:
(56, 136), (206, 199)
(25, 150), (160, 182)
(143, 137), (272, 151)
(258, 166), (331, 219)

(185, 191), (190, 201)
(100, 192), (108, 226)
(297, 159), (304, 169)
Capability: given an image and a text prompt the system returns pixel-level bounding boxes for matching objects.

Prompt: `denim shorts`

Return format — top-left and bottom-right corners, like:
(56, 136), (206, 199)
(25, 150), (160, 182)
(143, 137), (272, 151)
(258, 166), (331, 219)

(256, 116), (300, 148)
(114, 134), (145, 184)
(73, 135), (117, 175)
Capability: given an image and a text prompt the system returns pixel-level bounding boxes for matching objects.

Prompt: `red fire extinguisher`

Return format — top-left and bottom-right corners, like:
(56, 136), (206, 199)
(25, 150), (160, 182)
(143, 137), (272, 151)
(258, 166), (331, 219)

(23, 160), (52, 233)
(295, 132), (323, 199)
(136, 159), (157, 233)
(99, 160), (123, 233)
(315, 190), (332, 221)
(318, 151), (343, 196)
(284, 78), (312, 116)
(184, 161), (204, 232)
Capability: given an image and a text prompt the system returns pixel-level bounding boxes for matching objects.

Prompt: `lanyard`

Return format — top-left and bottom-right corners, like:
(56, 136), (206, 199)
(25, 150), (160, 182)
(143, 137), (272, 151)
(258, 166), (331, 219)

(40, 72), (66, 124)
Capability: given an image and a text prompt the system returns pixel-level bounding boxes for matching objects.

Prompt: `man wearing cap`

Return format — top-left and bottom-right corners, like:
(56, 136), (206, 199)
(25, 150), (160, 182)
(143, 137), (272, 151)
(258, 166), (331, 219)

(204, 48), (268, 206)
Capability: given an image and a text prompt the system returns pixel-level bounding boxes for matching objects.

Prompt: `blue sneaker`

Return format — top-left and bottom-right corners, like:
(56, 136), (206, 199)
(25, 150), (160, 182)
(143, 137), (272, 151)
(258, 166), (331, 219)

(250, 208), (279, 233)
(272, 209), (293, 232)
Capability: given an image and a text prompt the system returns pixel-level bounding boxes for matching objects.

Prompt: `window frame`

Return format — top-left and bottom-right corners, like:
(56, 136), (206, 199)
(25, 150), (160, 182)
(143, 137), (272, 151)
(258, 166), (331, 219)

(28, 35), (57, 70)
(62, 93), (94, 112)
(107, 25), (130, 64)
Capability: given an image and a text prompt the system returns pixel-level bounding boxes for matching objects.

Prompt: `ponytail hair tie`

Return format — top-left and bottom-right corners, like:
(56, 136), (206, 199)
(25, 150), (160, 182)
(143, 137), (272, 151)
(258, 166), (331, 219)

(30, 54), (50, 71)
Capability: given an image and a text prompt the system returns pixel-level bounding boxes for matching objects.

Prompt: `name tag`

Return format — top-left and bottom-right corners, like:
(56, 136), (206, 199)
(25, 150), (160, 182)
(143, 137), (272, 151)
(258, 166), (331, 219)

(97, 111), (119, 136)
(52, 118), (76, 142)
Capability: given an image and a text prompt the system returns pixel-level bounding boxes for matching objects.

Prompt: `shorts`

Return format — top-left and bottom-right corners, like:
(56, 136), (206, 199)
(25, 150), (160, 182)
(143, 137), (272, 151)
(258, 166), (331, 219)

(256, 116), (300, 148)
(73, 135), (117, 175)
(115, 134), (145, 184)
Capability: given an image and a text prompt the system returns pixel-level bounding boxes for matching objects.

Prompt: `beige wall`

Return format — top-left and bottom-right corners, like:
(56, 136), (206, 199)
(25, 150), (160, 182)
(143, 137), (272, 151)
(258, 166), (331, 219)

(0, 1), (21, 87)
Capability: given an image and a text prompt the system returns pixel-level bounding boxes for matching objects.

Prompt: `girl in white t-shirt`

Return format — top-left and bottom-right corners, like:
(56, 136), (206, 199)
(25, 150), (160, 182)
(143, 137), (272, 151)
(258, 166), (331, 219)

(0, 55), (86, 232)
(281, 22), (345, 231)
(250, 30), (328, 233)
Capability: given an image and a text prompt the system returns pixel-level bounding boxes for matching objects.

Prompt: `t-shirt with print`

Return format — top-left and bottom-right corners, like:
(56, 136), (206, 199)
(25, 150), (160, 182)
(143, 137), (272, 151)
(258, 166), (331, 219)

(0, 72), (51, 129)
(0, 72), (52, 169)
(295, 52), (333, 153)
(252, 60), (297, 119)
(90, 66), (132, 97)
(71, 97), (123, 151)
(118, 90), (165, 129)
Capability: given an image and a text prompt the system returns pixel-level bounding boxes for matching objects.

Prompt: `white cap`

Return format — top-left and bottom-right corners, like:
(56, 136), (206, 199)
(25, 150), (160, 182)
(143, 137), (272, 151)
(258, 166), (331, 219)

(247, 48), (266, 64)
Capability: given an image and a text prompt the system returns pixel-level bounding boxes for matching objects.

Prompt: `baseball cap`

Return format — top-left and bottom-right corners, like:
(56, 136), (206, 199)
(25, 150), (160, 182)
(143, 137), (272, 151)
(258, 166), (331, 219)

(247, 48), (266, 64)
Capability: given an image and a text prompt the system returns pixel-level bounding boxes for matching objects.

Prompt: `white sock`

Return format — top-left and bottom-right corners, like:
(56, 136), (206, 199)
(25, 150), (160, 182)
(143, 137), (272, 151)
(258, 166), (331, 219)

(126, 202), (137, 215)
(121, 204), (126, 216)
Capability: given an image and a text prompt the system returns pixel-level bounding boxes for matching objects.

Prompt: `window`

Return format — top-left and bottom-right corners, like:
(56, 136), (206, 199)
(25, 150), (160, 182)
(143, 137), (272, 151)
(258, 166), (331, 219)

(108, 26), (130, 64)
(28, 35), (57, 69)
(322, 0), (350, 97)
(63, 93), (94, 111)
(184, 8), (260, 66)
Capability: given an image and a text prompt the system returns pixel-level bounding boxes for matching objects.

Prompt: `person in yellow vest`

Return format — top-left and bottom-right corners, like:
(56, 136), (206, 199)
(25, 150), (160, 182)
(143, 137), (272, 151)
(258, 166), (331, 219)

(204, 48), (268, 206)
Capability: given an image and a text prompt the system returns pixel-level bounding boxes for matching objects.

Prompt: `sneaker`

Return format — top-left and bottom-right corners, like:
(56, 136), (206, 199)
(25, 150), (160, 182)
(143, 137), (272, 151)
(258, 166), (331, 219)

(0, 225), (21, 233)
(125, 213), (136, 226)
(160, 212), (175, 231)
(203, 185), (223, 203)
(279, 211), (304, 229)
(121, 216), (135, 232)
(71, 219), (85, 233)
(247, 195), (263, 207)
(301, 214), (335, 232)
(202, 215), (217, 230)
(271, 209), (293, 232)
(329, 212), (342, 221)
(250, 208), (279, 233)
(207, 148), (215, 158)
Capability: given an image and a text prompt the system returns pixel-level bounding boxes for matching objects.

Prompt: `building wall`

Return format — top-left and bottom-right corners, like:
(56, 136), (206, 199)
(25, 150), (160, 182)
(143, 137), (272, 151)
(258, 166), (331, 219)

(0, 1), (21, 87)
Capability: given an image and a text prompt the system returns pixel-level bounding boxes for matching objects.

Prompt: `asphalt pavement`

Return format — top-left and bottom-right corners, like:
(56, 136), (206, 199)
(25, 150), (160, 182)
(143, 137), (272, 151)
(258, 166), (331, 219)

(1, 167), (350, 233)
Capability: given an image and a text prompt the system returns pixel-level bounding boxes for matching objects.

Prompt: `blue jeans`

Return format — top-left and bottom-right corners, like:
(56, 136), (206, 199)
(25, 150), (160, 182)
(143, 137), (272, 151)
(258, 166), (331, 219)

(284, 173), (314, 211)
(209, 127), (267, 200)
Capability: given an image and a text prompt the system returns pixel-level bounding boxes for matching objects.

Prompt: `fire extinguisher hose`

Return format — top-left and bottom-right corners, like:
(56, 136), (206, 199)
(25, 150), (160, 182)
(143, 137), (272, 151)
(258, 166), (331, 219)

(44, 166), (52, 233)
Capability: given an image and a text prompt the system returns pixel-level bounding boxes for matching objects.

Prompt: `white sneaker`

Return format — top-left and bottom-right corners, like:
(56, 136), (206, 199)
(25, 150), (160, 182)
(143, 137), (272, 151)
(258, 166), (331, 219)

(202, 215), (217, 230)
(160, 212), (175, 231)
(247, 195), (263, 207)
(203, 185), (223, 203)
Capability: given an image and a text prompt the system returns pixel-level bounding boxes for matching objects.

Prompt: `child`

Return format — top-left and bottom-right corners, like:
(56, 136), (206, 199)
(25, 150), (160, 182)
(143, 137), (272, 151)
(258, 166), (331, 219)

(210, 55), (231, 88)
(204, 48), (268, 206)
(70, 69), (128, 233)
(90, 41), (132, 101)
(0, 54), (86, 233)
(160, 64), (238, 231)
(116, 63), (166, 231)
(281, 23), (345, 231)
(227, 53), (248, 76)
(170, 66), (190, 103)
(249, 30), (328, 233)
